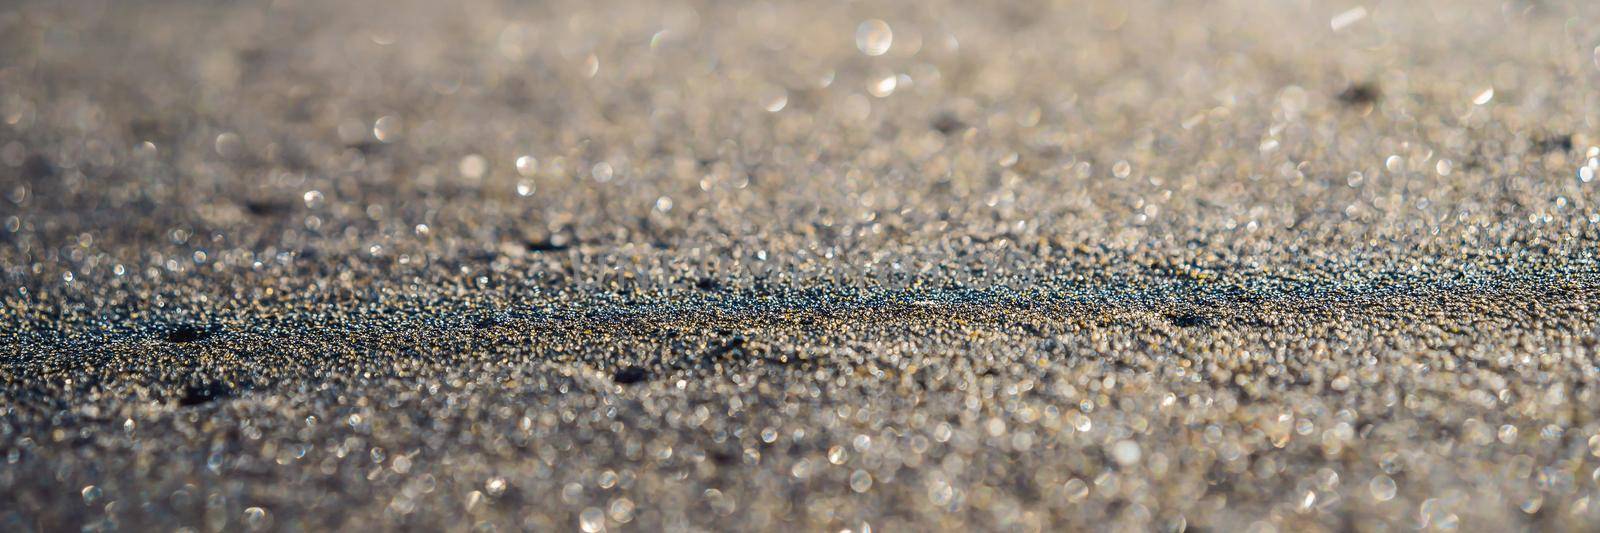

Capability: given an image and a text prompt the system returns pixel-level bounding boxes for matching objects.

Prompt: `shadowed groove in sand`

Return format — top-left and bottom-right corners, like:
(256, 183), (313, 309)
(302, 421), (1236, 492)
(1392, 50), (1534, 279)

(3, 265), (1596, 403)
(2, 265), (1594, 349)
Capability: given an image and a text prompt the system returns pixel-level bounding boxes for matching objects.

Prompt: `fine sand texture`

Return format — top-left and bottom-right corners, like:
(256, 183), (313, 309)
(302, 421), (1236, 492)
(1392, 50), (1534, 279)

(4, 0), (1600, 531)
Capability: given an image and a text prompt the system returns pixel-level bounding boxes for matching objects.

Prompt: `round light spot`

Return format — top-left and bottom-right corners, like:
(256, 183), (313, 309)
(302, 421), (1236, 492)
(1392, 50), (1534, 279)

(856, 20), (893, 56)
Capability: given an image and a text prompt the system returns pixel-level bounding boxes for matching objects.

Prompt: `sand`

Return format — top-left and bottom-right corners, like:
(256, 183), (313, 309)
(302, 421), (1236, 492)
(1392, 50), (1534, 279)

(4, 0), (1600, 530)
